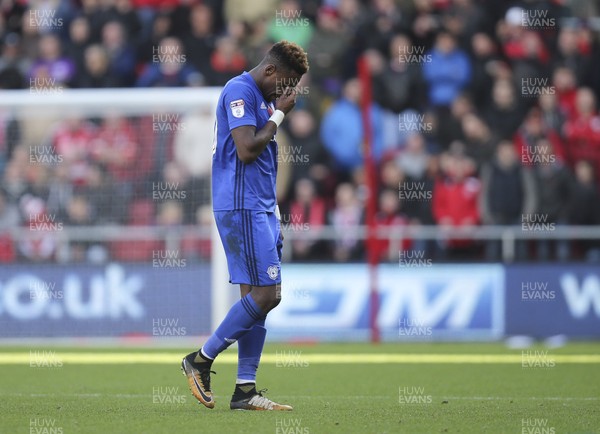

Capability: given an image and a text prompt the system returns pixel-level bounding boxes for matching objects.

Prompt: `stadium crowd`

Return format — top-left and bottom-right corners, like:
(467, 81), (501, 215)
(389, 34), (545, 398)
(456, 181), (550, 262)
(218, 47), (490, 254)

(1, 0), (600, 263)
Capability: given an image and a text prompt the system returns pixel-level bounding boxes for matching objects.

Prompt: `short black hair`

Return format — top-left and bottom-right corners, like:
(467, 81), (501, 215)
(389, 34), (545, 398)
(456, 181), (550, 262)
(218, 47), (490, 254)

(265, 40), (309, 76)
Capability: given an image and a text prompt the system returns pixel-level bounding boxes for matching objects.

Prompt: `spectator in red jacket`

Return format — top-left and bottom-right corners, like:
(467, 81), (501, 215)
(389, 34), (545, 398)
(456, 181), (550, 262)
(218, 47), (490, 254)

(433, 149), (481, 256)
(90, 114), (139, 203)
(90, 115), (139, 180)
(208, 36), (247, 86)
(553, 66), (578, 119)
(110, 199), (162, 262)
(563, 87), (600, 179)
(497, 6), (550, 84)
(181, 204), (212, 262)
(373, 188), (410, 262)
(51, 117), (96, 185)
(287, 178), (327, 261)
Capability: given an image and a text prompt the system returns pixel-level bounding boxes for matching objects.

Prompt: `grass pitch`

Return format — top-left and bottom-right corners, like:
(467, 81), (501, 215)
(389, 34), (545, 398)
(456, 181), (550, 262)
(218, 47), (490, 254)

(1, 343), (599, 434)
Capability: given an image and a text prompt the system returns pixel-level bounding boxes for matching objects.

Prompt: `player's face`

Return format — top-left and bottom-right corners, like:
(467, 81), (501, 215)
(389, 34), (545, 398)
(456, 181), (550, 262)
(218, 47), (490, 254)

(263, 64), (302, 102)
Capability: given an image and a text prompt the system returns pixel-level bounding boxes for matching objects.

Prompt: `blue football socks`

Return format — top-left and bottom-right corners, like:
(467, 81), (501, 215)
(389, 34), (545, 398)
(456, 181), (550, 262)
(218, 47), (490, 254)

(200, 293), (264, 360)
(236, 317), (267, 383)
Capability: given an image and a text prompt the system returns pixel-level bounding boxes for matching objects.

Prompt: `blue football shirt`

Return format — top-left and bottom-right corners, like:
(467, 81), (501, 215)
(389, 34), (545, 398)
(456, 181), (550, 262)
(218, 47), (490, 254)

(212, 71), (278, 211)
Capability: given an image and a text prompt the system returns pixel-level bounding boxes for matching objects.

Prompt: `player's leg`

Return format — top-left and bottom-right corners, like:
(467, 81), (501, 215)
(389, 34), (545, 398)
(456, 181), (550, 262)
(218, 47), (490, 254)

(199, 211), (282, 359)
(235, 283), (280, 383)
(182, 210), (267, 408)
(233, 284), (268, 400)
(182, 210), (285, 409)
(229, 284), (292, 410)
(230, 211), (291, 410)
(236, 210), (284, 388)
(181, 287), (267, 409)
(236, 284), (267, 389)
(184, 284), (282, 409)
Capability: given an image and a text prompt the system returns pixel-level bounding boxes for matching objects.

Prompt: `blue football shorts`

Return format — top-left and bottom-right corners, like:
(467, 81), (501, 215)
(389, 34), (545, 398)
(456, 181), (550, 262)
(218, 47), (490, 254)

(214, 210), (282, 286)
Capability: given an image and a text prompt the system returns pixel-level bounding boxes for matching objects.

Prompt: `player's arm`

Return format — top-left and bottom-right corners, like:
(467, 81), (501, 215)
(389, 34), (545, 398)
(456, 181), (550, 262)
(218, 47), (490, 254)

(232, 87), (297, 164)
(231, 124), (277, 164)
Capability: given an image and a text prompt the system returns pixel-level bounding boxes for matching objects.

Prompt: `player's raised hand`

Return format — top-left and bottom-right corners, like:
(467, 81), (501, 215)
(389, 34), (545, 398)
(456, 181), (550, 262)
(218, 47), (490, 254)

(275, 86), (297, 115)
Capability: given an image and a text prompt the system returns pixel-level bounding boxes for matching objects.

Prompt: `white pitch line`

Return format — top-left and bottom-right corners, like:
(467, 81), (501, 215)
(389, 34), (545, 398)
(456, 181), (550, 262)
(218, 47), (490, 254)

(1, 393), (598, 401)
(4, 353), (600, 364)
(439, 396), (599, 401)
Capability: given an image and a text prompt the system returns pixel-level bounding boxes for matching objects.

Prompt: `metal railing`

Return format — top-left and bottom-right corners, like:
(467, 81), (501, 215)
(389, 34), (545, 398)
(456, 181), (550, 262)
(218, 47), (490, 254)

(7, 224), (600, 262)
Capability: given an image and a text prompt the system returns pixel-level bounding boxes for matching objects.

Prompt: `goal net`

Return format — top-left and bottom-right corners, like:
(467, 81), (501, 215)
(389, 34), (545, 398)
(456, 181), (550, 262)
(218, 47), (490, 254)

(0, 87), (235, 339)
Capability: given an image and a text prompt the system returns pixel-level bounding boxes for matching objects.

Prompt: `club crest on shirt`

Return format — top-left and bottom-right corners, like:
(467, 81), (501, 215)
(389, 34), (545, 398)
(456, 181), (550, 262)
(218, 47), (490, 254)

(267, 265), (279, 280)
(230, 99), (245, 118)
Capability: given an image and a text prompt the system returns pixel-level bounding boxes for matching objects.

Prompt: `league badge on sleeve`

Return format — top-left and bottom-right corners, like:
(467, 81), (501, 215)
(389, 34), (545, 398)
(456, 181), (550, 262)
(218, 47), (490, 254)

(230, 99), (245, 118)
